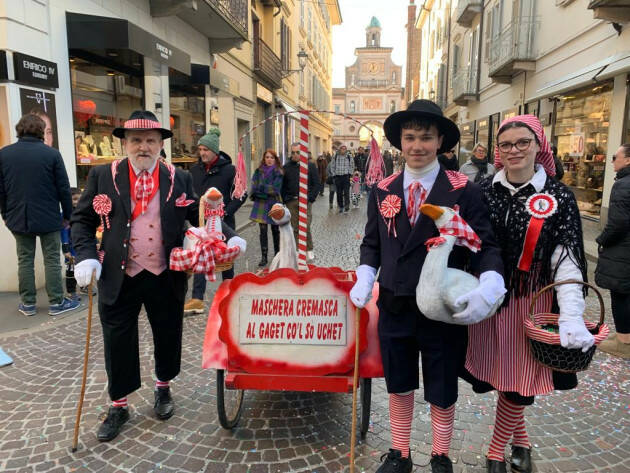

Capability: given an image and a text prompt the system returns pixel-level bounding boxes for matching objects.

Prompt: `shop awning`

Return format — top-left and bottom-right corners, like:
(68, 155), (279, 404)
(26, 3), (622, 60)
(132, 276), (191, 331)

(528, 51), (630, 101)
(66, 12), (191, 75)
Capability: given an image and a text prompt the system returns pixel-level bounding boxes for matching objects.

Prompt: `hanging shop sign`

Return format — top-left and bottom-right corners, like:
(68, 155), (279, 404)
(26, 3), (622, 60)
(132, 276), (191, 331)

(13, 52), (59, 88)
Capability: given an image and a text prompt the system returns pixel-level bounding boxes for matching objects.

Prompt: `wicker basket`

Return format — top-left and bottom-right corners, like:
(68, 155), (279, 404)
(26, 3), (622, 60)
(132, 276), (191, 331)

(523, 280), (610, 373)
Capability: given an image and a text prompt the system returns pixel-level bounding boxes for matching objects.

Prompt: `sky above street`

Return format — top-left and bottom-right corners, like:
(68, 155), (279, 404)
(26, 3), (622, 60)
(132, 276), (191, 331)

(332, 0), (409, 88)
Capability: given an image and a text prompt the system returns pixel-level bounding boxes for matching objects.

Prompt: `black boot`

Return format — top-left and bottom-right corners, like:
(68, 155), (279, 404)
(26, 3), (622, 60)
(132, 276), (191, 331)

(510, 446), (532, 473)
(97, 406), (129, 442)
(430, 454), (453, 473)
(258, 250), (268, 267)
(375, 449), (412, 473)
(258, 224), (269, 267)
(487, 458), (507, 473)
(271, 225), (280, 256)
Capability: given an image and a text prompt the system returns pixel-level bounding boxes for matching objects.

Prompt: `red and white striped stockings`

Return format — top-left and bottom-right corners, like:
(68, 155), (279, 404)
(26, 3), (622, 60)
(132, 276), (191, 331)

(389, 392), (456, 458)
(112, 380), (170, 409)
(487, 393), (528, 461)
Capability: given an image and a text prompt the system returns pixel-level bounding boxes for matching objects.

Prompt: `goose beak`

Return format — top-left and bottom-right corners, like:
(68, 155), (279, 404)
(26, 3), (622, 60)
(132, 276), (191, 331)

(420, 204), (444, 221)
(268, 204), (285, 220)
(206, 187), (222, 201)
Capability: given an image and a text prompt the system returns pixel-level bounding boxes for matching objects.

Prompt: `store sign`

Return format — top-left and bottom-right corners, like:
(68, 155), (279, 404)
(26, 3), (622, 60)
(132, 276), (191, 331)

(257, 83), (273, 104)
(569, 134), (585, 157)
(0, 51), (7, 80)
(19, 88), (59, 149)
(238, 294), (347, 346)
(13, 52), (59, 88)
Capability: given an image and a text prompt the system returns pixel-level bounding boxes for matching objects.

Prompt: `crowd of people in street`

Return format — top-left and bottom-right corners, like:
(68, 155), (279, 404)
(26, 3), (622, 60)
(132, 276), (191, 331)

(0, 97), (628, 473)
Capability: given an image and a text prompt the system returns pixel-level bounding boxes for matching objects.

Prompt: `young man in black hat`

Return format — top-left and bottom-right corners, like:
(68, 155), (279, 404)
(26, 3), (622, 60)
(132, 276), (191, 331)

(71, 111), (246, 442)
(351, 100), (505, 473)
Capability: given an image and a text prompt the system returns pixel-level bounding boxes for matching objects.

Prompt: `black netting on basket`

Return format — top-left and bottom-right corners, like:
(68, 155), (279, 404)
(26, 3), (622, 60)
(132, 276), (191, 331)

(529, 339), (597, 373)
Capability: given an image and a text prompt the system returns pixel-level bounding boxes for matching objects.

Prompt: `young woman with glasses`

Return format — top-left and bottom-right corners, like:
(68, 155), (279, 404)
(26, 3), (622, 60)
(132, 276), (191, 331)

(462, 115), (594, 473)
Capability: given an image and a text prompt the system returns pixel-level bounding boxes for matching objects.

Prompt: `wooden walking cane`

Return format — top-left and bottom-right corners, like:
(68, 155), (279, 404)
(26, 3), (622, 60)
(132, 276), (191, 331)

(71, 271), (96, 452)
(349, 306), (361, 473)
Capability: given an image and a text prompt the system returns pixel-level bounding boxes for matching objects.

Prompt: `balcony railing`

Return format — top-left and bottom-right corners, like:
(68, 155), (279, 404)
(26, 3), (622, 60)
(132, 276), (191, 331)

(254, 37), (283, 90)
(355, 79), (396, 88)
(456, 0), (483, 27)
(206, 0), (248, 36)
(451, 68), (478, 105)
(488, 18), (539, 83)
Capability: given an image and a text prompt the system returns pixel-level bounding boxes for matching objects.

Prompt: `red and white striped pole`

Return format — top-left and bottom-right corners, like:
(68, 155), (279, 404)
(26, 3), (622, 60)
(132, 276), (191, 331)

(297, 111), (310, 271)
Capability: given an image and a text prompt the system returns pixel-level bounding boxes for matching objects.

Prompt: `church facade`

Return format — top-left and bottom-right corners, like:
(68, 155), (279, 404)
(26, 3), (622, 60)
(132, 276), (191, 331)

(332, 17), (404, 152)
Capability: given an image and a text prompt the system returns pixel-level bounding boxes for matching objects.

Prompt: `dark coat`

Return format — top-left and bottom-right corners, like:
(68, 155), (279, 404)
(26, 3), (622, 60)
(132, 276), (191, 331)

(249, 167), (283, 224)
(0, 136), (72, 233)
(281, 159), (321, 203)
(189, 152), (246, 229)
(437, 153), (459, 171)
(71, 158), (236, 306)
(595, 166), (630, 293)
(360, 168), (503, 298)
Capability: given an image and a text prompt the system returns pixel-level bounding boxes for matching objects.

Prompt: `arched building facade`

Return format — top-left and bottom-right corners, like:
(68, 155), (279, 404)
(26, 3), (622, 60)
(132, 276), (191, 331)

(332, 17), (404, 152)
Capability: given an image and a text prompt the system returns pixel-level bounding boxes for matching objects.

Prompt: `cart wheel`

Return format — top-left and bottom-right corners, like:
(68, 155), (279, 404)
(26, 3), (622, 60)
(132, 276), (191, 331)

(216, 369), (244, 429)
(360, 378), (371, 438)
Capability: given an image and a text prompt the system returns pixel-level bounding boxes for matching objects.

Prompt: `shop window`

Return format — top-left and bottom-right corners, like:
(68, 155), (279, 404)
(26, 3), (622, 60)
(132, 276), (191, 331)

(554, 81), (613, 219)
(71, 56), (143, 187)
(458, 122), (475, 165)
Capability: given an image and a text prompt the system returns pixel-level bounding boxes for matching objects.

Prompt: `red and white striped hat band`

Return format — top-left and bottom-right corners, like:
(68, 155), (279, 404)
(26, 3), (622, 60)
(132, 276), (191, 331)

(112, 117), (173, 139)
(493, 114), (555, 177)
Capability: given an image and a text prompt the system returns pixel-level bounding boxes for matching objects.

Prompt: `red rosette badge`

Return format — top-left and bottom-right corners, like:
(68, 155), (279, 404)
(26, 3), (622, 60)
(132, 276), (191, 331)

(379, 194), (401, 237)
(518, 193), (558, 271)
(92, 194), (112, 230)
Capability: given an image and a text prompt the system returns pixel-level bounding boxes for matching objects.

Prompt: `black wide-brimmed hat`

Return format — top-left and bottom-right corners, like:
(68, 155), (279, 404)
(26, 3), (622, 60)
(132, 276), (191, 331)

(112, 110), (173, 139)
(384, 99), (460, 153)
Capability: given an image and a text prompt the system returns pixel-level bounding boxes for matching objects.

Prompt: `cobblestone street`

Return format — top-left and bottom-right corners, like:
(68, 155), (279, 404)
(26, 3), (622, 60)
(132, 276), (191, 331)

(0, 191), (628, 473)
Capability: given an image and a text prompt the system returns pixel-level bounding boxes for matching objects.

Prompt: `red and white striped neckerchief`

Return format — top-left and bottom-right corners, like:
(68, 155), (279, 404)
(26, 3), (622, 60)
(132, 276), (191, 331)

(134, 170), (154, 216)
(407, 181), (427, 227)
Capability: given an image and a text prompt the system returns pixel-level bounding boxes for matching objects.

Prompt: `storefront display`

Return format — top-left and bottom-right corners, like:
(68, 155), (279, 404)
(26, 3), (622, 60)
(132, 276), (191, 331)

(458, 121), (475, 166)
(554, 81), (612, 219)
(70, 55), (144, 187)
(476, 117), (489, 160)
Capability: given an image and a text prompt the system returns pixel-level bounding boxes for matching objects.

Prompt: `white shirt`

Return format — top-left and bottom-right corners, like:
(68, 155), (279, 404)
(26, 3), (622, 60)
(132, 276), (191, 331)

(402, 159), (440, 225)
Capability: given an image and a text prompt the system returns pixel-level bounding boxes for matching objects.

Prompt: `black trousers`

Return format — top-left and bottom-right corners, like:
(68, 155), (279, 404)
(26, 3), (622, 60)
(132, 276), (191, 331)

(99, 270), (184, 401)
(611, 291), (630, 334)
(259, 223), (280, 254)
(334, 175), (350, 210)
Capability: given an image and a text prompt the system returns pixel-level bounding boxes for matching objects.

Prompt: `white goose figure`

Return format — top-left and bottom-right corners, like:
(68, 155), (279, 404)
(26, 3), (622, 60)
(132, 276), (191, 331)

(416, 204), (500, 325)
(268, 203), (299, 271)
(202, 187), (224, 234)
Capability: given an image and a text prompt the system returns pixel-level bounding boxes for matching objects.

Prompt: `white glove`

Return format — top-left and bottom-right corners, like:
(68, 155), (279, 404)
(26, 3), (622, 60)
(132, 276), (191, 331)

(227, 236), (247, 254)
(558, 317), (594, 352)
(350, 265), (377, 308)
(452, 271), (506, 325)
(74, 259), (102, 287)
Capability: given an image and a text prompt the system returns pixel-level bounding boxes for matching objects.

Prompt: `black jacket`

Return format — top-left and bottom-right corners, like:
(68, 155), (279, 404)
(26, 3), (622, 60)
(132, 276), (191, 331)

(0, 136), (72, 233)
(437, 153), (459, 171)
(281, 159), (321, 203)
(360, 169), (503, 297)
(595, 166), (630, 293)
(71, 158), (236, 305)
(189, 152), (246, 229)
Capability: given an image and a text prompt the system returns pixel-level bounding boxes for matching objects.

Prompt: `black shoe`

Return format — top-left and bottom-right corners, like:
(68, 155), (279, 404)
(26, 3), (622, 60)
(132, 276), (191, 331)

(430, 454), (453, 473)
(510, 446), (532, 473)
(97, 407), (129, 442)
(376, 449), (413, 473)
(258, 255), (268, 267)
(487, 458), (508, 473)
(154, 387), (174, 420)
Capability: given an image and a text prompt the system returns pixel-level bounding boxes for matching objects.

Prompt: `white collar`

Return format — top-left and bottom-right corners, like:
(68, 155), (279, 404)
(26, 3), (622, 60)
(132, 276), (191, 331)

(129, 159), (158, 177)
(403, 160), (440, 190)
(492, 164), (547, 193)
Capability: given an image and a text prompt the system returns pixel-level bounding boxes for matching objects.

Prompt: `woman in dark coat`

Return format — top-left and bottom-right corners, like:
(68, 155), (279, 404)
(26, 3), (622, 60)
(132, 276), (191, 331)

(596, 143), (630, 358)
(249, 149), (283, 267)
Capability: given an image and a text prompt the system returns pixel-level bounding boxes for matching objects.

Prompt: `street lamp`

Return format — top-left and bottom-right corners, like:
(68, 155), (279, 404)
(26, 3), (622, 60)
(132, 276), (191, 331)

(281, 49), (308, 78)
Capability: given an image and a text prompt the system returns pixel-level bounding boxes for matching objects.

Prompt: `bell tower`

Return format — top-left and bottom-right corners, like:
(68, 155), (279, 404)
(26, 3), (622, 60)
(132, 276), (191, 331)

(365, 16), (381, 47)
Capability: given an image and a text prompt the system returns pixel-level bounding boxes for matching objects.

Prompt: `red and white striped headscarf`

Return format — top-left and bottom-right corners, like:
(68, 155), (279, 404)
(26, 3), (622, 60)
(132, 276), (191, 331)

(494, 114), (556, 177)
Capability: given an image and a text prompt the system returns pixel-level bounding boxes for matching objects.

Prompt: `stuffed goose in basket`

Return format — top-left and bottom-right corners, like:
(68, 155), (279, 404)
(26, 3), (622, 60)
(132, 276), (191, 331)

(416, 203), (505, 325)
(170, 187), (245, 281)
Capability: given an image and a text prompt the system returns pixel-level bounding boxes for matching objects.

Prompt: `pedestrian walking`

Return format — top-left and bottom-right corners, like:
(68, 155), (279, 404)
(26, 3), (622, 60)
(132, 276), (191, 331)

(595, 143), (630, 359)
(551, 145), (564, 181)
(184, 128), (246, 313)
(317, 154), (327, 196)
(0, 113), (79, 316)
(460, 143), (496, 183)
(351, 99), (505, 473)
(350, 170), (361, 208)
(326, 159), (336, 210)
(437, 149), (459, 171)
(331, 144), (353, 212)
(249, 149), (283, 267)
(383, 150), (394, 177)
(463, 115), (593, 473)
(71, 110), (245, 442)
(282, 143), (320, 261)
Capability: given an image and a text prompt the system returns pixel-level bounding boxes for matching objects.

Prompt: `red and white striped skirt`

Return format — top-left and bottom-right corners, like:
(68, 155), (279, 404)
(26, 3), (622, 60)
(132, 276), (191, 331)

(465, 292), (554, 397)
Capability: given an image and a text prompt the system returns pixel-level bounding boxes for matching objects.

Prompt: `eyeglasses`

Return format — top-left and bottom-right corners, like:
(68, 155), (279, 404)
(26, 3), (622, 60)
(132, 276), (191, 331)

(497, 138), (533, 153)
(291, 151), (300, 155)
